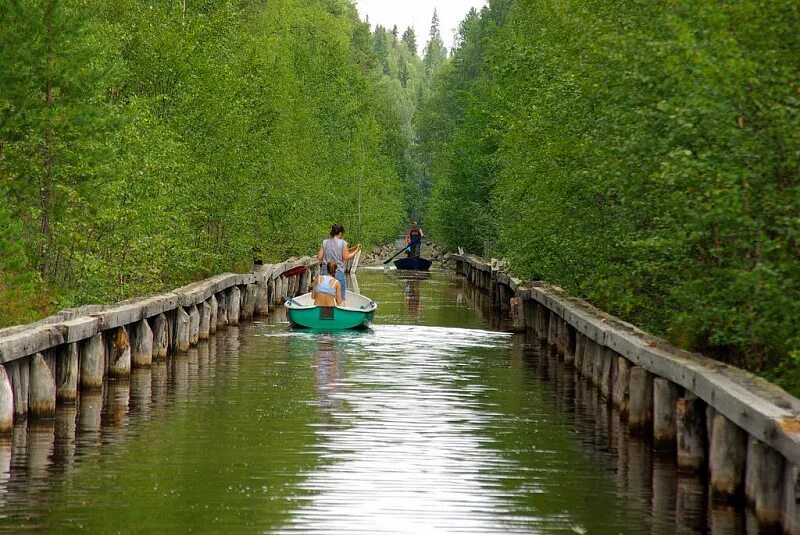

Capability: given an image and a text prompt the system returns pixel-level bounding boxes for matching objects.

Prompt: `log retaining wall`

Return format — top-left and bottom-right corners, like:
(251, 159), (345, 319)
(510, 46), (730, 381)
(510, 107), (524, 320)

(0, 256), (319, 425)
(453, 253), (800, 533)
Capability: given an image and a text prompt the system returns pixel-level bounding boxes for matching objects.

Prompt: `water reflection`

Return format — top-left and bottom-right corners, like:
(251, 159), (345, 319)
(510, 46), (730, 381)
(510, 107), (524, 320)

(0, 270), (764, 533)
(313, 334), (345, 415)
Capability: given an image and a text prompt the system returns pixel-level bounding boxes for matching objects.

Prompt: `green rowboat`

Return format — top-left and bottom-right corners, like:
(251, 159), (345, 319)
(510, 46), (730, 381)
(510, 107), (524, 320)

(284, 291), (377, 330)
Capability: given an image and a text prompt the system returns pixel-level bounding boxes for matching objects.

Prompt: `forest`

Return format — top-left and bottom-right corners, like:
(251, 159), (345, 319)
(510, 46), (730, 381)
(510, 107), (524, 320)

(1, 0), (799, 390)
(0, 0), (425, 323)
(417, 0), (800, 390)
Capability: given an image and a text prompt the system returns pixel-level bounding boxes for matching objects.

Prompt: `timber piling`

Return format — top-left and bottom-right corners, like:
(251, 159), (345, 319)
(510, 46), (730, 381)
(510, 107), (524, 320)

(453, 252), (800, 534)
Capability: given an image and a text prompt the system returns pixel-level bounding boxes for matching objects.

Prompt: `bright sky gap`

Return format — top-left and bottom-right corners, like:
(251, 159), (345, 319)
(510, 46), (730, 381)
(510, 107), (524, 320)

(355, 0), (489, 53)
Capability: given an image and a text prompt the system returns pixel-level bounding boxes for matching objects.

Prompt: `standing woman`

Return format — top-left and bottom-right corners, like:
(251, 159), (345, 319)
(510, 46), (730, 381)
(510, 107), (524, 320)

(317, 224), (361, 303)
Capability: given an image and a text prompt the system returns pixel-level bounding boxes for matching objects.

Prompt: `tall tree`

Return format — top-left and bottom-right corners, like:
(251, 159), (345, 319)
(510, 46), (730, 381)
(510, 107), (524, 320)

(423, 9), (447, 76)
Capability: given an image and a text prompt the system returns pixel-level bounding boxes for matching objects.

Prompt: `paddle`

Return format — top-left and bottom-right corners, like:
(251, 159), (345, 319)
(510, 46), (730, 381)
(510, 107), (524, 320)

(383, 236), (421, 265)
(283, 295), (302, 306)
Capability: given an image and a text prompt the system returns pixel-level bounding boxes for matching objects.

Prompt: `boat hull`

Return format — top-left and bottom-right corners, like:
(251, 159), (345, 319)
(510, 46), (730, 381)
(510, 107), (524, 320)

(394, 257), (432, 271)
(287, 307), (374, 330)
(284, 291), (377, 330)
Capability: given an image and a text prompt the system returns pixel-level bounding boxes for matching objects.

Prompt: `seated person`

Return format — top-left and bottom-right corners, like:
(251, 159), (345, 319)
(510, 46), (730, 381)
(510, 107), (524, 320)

(312, 261), (343, 307)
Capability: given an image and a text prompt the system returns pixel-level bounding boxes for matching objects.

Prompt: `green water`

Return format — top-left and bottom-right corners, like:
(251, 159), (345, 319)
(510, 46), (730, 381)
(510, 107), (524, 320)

(0, 269), (739, 533)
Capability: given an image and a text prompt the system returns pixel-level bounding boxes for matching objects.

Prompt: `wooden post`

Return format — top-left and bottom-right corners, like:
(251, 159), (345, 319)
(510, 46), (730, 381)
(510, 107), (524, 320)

(56, 342), (79, 403)
(216, 292), (228, 329)
(745, 438), (784, 526)
(188, 304), (200, 347)
(242, 284), (257, 320)
(267, 278), (276, 306)
(209, 295), (218, 335)
(510, 297), (525, 333)
(522, 299), (535, 332)
(574, 333), (586, 372)
(547, 313), (558, 350)
(6, 360), (29, 418)
(228, 287), (241, 326)
(676, 395), (706, 472)
(783, 462), (800, 534)
(709, 413), (747, 499)
(151, 314), (169, 360)
(176, 307), (190, 353)
(628, 366), (653, 433)
(581, 338), (595, 382)
(555, 318), (566, 356)
(563, 325), (576, 366)
(255, 281), (269, 317)
(81, 332), (105, 390)
(534, 304), (549, 342)
(653, 377), (681, 449)
(131, 319), (153, 368)
(611, 355), (631, 415)
(106, 327), (131, 378)
(0, 367), (14, 433)
(30, 353), (56, 418)
(598, 347), (613, 399)
(198, 301), (211, 341)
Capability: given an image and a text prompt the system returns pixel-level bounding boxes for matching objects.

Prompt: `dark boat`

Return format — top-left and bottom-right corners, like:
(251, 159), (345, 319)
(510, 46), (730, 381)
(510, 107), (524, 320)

(394, 257), (432, 271)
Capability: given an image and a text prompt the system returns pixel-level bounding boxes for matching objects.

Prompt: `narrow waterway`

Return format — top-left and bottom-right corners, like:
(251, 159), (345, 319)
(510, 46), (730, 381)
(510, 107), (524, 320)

(0, 269), (750, 533)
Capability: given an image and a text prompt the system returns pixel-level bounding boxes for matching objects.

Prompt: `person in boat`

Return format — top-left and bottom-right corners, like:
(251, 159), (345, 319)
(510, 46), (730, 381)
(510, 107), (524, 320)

(405, 220), (425, 258)
(311, 261), (343, 307)
(317, 224), (361, 302)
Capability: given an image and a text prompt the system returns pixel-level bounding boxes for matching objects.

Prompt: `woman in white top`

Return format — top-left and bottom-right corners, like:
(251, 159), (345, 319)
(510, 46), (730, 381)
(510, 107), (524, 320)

(317, 224), (361, 302)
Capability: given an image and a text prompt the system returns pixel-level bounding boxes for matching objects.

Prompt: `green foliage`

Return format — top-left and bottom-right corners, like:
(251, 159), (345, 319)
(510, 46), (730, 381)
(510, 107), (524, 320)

(419, 0), (800, 389)
(0, 0), (407, 322)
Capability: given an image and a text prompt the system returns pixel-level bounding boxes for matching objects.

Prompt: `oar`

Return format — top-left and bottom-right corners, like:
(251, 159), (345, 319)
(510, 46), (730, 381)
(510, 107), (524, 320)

(383, 236), (421, 265)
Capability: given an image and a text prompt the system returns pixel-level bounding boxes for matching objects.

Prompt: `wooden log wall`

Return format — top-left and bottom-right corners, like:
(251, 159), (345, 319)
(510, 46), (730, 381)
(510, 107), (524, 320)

(453, 253), (800, 534)
(0, 256), (318, 437)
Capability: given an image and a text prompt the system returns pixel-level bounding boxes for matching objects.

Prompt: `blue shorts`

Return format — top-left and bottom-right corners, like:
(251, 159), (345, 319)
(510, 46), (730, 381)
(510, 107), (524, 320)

(335, 271), (347, 300)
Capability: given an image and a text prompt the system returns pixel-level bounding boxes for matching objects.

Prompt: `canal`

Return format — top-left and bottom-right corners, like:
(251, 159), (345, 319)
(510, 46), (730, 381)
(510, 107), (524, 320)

(0, 268), (746, 533)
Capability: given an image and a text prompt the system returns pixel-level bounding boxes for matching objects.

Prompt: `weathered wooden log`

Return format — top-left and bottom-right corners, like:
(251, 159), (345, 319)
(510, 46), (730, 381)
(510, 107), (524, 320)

(216, 292), (228, 328)
(522, 298), (535, 332)
(510, 297), (525, 333)
(709, 413), (747, 499)
(198, 301), (211, 341)
(653, 377), (681, 449)
(175, 307), (190, 353)
(611, 355), (631, 415)
(151, 313), (169, 360)
(0, 366), (14, 433)
(574, 333), (586, 371)
(563, 325), (576, 366)
(209, 295), (219, 335)
(581, 338), (595, 382)
(29, 353), (56, 418)
(598, 347), (613, 399)
(628, 366), (653, 433)
(188, 304), (200, 347)
(6, 359), (29, 418)
(228, 287), (241, 325)
(547, 313), (559, 350)
(783, 462), (800, 534)
(81, 332), (105, 391)
(106, 326), (131, 378)
(555, 317), (566, 356)
(56, 342), (79, 403)
(242, 284), (257, 320)
(131, 319), (153, 368)
(254, 282), (269, 317)
(676, 395), (706, 472)
(534, 303), (549, 341)
(744, 438), (784, 526)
